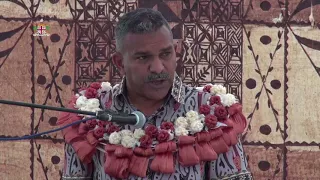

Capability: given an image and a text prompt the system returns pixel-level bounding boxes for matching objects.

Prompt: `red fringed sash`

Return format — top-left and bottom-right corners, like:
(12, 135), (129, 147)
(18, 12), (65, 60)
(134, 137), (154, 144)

(194, 132), (217, 161)
(72, 131), (98, 163)
(150, 141), (177, 174)
(177, 136), (199, 166)
(128, 147), (154, 177)
(208, 128), (229, 154)
(228, 103), (247, 134)
(104, 144), (133, 179)
(221, 119), (238, 146)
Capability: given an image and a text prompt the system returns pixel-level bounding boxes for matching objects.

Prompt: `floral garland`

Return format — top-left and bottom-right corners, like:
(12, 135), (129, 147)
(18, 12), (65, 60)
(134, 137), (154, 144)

(73, 83), (238, 147)
(58, 82), (247, 179)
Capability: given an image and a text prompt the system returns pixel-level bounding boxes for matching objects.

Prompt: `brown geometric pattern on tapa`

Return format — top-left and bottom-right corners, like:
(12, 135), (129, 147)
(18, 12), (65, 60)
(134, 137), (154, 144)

(0, 0), (320, 179)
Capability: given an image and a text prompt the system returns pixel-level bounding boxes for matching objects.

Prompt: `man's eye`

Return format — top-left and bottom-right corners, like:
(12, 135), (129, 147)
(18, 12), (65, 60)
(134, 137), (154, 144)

(137, 56), (147, 60)
(161, 52), (171, 58)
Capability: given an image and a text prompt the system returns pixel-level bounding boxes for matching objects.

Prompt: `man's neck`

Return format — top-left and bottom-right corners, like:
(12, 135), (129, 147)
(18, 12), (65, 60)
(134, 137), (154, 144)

(127, 91), (167, 116)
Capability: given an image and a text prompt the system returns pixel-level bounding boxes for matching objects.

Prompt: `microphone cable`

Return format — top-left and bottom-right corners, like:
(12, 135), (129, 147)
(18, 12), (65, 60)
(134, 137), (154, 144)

(0, 116), (96, 141)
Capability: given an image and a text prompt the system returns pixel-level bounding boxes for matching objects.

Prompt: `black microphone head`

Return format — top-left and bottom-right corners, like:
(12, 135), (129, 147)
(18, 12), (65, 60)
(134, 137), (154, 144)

(131, 111), (146, 128)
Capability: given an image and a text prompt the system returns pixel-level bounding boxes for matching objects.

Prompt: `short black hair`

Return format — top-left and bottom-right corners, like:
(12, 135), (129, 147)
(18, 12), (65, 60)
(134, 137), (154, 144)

(115, 8), (172, 52)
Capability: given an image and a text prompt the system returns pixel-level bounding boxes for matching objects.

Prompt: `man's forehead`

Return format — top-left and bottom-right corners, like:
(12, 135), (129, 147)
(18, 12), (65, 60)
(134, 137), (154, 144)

(132, 45), (173, 54)
(125, 28), (171, 41)
(123, 29), (174, 54)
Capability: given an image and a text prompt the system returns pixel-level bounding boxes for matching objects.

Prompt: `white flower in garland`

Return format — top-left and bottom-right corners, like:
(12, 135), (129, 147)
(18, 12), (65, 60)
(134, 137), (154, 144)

(188, 116), (199, 124)
(120, 129), (134, 137)
(174, 126), (189, 136)
(133, 128), (145, 139)
(174, 117), (188, 128)
(121, 135), (137, 148)
(174, 110), (205, 136)
(109, 132), (121, 144)
(108, 129), (141, 148)
(189, 121), (204, 133)
(75, 96), (88, 108)
(186, 110), (199, 124)
(78, 98), (101, 113)
(79, 106), (101, 114)
(219, 93), (237, 107)
(210, 84), (226, 95)
(186, 110), (198, 119)
(100, 82), (112, 93)
(86, 98), (100, 109)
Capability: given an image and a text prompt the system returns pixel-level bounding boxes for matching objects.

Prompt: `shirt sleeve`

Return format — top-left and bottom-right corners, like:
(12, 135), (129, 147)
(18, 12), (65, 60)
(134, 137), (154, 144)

(62, 143), (94, 180)
(205, 140), (253, 179)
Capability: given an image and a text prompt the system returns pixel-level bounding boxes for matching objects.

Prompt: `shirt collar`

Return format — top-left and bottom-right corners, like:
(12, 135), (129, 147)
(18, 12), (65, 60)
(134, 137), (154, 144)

(114, 72), (185, 104)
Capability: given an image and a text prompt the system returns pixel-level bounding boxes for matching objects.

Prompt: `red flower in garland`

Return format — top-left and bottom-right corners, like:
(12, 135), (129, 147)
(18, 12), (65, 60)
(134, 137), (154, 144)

(209, 96), (221, 105)
(214, 106), (228, 121)
(145, 125), (158, 138)
(97, 121), (111, 128)
(199, 104), (211, 115)
(94, 127), (105, 138)
(204, 114), (218, 129)
(106, 124), (120, 134)
(203, 85), (212, 93)
(86, 120), (97, 129)
(90, 82), (101, 90)
(157, 130), (170, 143)
(85, 87), (98, 98)
(160, 122), (174, 131)
(139, 135), (153, 148)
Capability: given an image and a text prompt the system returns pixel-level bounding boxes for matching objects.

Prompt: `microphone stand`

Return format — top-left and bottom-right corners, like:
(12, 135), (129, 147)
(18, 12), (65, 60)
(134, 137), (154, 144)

(0, 99), (145, 141)
(0, 99), (96, 116)
(0, 99), (140, 124)
(0, 99), (99, 141)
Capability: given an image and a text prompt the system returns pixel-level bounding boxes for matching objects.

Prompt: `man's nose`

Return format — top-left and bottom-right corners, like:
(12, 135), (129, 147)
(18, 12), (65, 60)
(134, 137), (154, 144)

(149, 57), (164, 74)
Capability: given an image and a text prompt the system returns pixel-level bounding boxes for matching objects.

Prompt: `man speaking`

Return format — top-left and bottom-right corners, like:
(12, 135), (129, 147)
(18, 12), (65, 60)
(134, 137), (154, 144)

(58, 8), (252, 180)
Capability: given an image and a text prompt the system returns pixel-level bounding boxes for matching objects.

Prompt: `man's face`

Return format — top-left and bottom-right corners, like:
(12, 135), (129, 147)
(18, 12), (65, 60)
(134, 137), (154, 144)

(114, 26), (177, 101)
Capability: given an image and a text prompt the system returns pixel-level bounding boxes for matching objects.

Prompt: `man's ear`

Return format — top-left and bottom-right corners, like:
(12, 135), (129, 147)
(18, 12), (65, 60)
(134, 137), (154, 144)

(112, 52), (125, 76)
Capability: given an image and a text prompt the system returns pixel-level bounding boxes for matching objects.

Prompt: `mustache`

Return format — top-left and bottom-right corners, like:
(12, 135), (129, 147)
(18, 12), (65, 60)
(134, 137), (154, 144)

(145, 73), (170, 82)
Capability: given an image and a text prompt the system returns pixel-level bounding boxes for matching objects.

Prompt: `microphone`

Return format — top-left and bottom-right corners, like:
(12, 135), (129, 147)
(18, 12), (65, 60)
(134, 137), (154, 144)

(97, 110), (146, 128)
(0, 99), (146, 127)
